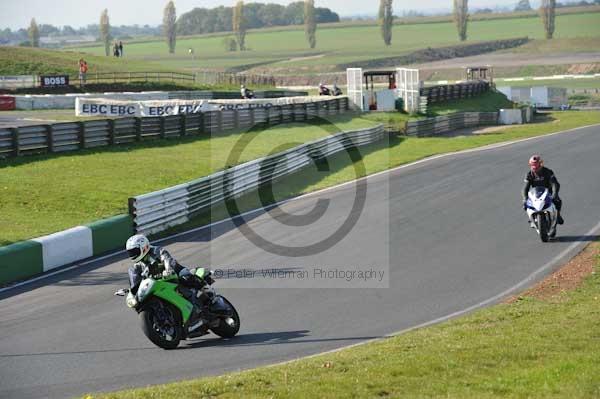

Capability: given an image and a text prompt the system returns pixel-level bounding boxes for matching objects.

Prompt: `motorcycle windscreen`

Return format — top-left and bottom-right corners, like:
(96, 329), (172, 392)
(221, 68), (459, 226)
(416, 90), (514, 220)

(529, 186), (548, 199)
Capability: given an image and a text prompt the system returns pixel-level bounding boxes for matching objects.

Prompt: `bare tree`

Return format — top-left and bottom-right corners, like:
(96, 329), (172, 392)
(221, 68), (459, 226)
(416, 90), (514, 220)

(379, 0), (393, 46)
(28, 18), (40, 47)
(453, 0), (469, 42)
(540, 0), (556, 39)
(163, 1), (177, 54)
(304, 0), (316, 49)
(233, 1), (246, 51)
(100, 9), (111, 56)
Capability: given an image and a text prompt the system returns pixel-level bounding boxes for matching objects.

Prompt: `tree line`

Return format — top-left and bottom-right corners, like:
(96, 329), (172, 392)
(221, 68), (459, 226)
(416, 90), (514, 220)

(175, 2), (339, 36)
(0, 24), (160, 46)
(19, 0), (592, 53)
(448, 0), (561, 42)
(376, 0), (569, 45)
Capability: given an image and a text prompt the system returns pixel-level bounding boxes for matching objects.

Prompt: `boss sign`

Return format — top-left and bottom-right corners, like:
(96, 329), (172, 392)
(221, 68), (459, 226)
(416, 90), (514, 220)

(41, 75), (70, 87)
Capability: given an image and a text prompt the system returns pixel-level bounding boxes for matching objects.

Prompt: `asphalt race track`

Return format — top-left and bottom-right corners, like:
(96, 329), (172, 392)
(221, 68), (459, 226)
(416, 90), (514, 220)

(1, 125), (599, 399)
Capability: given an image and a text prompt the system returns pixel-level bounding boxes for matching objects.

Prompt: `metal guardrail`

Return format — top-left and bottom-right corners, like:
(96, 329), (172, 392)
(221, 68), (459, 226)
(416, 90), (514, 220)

(0, 72), (195, 89)
(195, 71), (276, 87)
(0, 97), (349, 159)
(405, 112), (499, 136)
(128, 124), (386, 235)
(77, 71), (196, 85)
(420, 81), (490, 104)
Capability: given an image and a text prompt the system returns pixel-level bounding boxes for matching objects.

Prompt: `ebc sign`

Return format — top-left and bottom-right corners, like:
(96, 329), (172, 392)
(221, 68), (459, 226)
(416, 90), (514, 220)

(40, 75), (69, 87)
(80, 103), (137, 116)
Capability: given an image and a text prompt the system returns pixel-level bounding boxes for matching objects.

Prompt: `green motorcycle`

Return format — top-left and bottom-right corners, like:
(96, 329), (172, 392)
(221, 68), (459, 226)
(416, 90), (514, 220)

(114, 268), (240, 349)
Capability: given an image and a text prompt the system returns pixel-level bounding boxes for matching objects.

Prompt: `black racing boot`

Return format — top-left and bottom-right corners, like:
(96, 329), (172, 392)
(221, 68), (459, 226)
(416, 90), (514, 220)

(557, 213), (564, 225)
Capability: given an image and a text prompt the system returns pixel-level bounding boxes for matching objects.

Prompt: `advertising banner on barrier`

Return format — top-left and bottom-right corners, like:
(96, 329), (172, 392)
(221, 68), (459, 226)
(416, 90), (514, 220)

(76, 98), (141, 117)
(76, 96), (324, 117)
(40, 75), (70, 88)
(0, 96), (16, 111)
(140, 100), (211, 116)
(0, 75), (37, 89)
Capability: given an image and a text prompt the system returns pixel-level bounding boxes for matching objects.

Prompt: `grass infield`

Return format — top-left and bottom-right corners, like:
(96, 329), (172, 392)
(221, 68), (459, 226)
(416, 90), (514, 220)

(0, 115), (375, 246)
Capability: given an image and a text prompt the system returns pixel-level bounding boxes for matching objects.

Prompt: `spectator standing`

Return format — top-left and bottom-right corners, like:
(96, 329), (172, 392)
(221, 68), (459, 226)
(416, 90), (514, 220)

(113, 41), (120, 57)
(119, 41), (124, 57)
(78, 59), (88, 87)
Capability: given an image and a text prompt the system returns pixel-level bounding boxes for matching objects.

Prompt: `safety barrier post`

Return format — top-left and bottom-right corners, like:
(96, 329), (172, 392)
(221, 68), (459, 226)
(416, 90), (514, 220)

(159, 117), (166, 139)
(108, 119), (115, 145)
(78, 121), (86, 149)
(181, 114), (187, 136)
(234, 109), (240, 129)
(45, 124), (54, 153)
(135, 117), (142, 141)
(11, 127), (19, 157)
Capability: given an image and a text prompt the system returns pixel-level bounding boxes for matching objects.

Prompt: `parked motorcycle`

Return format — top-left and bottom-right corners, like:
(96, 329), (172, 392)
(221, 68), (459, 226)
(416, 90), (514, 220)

(525, 187), (558, 242)
(115, 268), (240, 349)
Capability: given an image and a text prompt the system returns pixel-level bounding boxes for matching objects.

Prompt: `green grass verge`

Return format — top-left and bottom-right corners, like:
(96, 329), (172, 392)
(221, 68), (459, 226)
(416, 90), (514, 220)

(358, 91), (515, 133)
(569, 93), (600, 107)
(0, 115), (376, 246)
(85, 242), (600, 399)
(69, 13), (600, 73)
(0, 46), (175, 76)
(427, 91), (515, 115)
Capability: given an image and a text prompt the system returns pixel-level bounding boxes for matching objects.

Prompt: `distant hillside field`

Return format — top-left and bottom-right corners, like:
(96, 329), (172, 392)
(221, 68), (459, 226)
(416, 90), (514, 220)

(0, 46), (173, 76)
(69, 12), (600, 74)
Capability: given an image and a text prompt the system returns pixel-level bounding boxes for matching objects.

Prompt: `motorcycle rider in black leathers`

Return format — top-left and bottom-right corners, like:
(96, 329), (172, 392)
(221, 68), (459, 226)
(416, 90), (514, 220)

(318, 82), (331, 96)
(125, 234), (213, 310)
(522, 154), (564, 226)
(241, 85), (254, 99)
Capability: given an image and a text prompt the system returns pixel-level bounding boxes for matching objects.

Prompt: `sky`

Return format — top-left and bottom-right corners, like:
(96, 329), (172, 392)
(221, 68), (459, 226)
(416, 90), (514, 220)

(0, 0), (541, 30)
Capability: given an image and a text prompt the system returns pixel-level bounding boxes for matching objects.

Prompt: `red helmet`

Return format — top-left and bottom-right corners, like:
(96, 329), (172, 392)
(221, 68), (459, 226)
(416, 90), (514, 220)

(528, 154), (543, 173)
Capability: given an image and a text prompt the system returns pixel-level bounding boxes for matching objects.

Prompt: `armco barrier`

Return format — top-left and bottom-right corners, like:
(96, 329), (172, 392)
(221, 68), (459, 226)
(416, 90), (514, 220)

(0, 214), (133, 286)
(0, 96), (16, 111)
(128, 124), (386, 235)
(0, 97), (349, 159)
(13, 90), (308, 111)
(420, 81), (490, 104)
(405, 112), (499, 137)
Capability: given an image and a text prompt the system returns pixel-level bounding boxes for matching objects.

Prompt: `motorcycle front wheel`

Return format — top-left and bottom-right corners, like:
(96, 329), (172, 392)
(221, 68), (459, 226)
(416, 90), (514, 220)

(140, 298), (183, 349)
(536, 213), (549, 243)
(210, 296), (240, 338)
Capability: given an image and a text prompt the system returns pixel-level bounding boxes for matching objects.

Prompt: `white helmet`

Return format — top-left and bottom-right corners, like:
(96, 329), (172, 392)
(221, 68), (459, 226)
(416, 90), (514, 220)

(126, 234), (150, 262)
